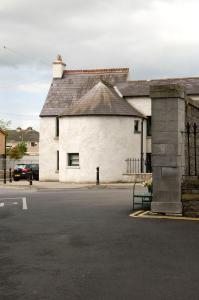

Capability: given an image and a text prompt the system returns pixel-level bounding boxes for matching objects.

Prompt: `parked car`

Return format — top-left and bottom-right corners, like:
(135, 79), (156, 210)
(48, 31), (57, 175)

(13, 163), (39, 181)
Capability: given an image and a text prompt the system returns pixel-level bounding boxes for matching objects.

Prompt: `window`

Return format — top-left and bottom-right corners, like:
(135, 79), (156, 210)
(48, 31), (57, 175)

(146, 153), (152, 173)
(134, 120), (141, 133)
(68, 153), (79, 167)
(31, 142), (37, 147)
(147, 116), (151, 136)
(57, 150), (59, 171)
(55, 116), (59, 137)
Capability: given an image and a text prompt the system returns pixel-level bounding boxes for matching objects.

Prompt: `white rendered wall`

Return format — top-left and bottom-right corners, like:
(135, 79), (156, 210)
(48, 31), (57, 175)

(127, 97), (151, 153)
(59, 116), (146, 183)
(127, 97), (151, 116)
(39, 117), (59, 181)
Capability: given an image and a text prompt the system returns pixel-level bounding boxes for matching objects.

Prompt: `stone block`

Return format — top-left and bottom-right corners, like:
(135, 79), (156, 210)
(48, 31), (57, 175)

(152, 167), (162, 181)
(152, 155), (182, 167)
(151, 201), (182, 214)
(150, 84), (185, 99)
(153, 190), (181, 203)
(152, 121), (179, 133)
(152, 131), (179, 144)
(159, 144), (181, 155)
(153, 179), (181, 193)
(161, 167), (179, 178)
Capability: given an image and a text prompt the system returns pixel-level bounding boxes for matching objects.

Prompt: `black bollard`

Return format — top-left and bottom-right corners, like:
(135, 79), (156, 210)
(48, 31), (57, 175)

(3, 168), (6, 184)
(96, 167), (100, 185)
(29, 169), (33, 186)
(9, 168), (12, 183)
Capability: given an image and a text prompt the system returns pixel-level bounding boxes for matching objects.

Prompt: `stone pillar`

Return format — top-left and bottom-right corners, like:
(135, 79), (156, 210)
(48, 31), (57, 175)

(150, 84), (186, 215)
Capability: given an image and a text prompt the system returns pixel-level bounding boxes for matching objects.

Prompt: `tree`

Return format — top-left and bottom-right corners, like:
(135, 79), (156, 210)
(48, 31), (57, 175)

(0, 119), (11, 131)
(7, 142), (27, 160)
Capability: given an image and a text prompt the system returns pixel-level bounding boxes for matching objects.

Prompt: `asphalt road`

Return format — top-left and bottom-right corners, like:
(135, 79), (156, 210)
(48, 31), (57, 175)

(0, 188), (199, 300)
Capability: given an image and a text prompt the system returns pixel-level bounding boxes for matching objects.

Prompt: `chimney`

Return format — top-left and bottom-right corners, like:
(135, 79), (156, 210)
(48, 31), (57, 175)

(53, 54), (66, 79)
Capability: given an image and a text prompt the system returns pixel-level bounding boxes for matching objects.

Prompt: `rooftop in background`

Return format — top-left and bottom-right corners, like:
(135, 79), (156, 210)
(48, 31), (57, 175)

(0, 128), (6, 136)
(6, 128), (39, 142)
(118, 77), (199, 97)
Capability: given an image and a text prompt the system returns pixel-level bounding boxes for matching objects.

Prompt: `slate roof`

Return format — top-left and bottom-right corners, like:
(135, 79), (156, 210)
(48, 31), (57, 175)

(7, 129), (39, 142)
(40, 67), (199, 117)
(40, 68), (129, 116)
(61, 81), (144, 117)
(118, 77), (199, 97)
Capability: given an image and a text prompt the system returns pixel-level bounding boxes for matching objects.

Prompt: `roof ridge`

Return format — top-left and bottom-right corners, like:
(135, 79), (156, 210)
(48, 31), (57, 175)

(126, 76), (199, 84)
(64, 68), (129, 75)
(100, 79), (114, 88)
(151, 76), (199, 81)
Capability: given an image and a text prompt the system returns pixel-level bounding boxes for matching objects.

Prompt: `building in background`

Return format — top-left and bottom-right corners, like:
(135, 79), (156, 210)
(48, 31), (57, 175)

(6, 127), (39, 156)
(0, 129), (6, 170)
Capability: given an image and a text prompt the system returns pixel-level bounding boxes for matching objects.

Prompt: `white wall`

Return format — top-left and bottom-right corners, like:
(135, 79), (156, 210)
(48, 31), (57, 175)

(59, 116), (146, 183)
(127, 97), (151, 153)
(39, 117), (59, 181)
(126, 97), (151, 116)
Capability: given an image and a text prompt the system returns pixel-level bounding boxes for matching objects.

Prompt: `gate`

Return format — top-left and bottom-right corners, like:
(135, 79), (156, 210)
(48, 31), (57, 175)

(184, 122), (199, 176)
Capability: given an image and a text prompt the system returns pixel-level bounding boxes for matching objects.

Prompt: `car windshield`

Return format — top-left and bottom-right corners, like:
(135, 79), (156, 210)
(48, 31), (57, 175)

(15, 164), (27, 169)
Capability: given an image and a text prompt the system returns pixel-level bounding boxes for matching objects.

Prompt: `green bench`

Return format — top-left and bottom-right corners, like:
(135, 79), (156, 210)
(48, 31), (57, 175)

(132, 181), (152, 211)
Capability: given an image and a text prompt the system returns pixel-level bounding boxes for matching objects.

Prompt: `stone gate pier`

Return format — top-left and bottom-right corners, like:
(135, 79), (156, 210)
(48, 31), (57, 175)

(150, 84), (186, 215)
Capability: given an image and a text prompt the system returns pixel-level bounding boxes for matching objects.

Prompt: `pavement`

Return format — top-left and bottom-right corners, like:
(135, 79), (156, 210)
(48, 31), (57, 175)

(0, 180), (136, 191)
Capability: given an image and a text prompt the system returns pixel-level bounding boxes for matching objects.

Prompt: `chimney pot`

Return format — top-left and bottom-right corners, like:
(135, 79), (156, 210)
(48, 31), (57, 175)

(53, 54), (66, 79)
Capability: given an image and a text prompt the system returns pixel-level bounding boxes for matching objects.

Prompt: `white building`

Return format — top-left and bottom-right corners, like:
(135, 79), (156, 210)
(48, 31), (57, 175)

(40, 55), (199, 183)
(40, 56), (151, 182)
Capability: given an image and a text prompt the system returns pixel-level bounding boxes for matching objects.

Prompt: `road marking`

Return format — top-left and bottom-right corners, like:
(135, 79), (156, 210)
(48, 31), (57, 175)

(3, 202), (18, 206)
(130, 210), (143, 216)
(0, 197), (27, 210)
(130, 211), (199, 221)
(139, 210), (150, 216)
(22, 197), (28, 210)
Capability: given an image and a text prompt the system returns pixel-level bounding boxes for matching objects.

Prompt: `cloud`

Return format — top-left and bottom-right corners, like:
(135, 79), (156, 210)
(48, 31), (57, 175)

(0, 0), (198, 78)
(1, 0), (199, 129)
(17, 82), (50, 93)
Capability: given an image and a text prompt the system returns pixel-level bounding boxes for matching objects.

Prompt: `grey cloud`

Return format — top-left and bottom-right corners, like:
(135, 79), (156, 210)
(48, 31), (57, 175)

(0, 0), (199, 80)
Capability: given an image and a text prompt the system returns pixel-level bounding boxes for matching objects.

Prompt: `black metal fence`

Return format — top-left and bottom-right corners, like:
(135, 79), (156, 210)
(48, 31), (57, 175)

(184, 122), (199, 176)
(125, 158), (152, 174)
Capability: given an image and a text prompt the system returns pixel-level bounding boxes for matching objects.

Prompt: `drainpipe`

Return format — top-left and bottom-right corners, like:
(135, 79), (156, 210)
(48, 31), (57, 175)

(140, 119), (144, 173)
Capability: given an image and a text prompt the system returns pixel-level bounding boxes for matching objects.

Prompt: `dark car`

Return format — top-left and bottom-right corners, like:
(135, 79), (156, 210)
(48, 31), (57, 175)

(13, 164), (39, 181)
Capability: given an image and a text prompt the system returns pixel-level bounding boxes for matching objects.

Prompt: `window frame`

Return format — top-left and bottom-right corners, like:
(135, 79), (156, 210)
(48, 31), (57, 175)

(57, 150), (59, 171)
(67, 153), (79, 167)
(147, 116), (152, 137)
(55, 116), (59, 137)
(134, 120), (141, 133)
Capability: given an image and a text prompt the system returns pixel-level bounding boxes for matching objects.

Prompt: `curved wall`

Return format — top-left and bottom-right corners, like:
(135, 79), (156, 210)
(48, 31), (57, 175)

(59, 116), (143, 183)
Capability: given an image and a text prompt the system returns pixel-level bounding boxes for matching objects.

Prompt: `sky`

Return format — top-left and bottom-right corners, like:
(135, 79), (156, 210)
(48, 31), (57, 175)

(1, 0), (199, 130)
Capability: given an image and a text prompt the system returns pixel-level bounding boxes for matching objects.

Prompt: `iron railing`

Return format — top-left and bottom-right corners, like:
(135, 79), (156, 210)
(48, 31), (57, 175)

(184, 122), (199, 176)
(125, 158), (152, 174)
